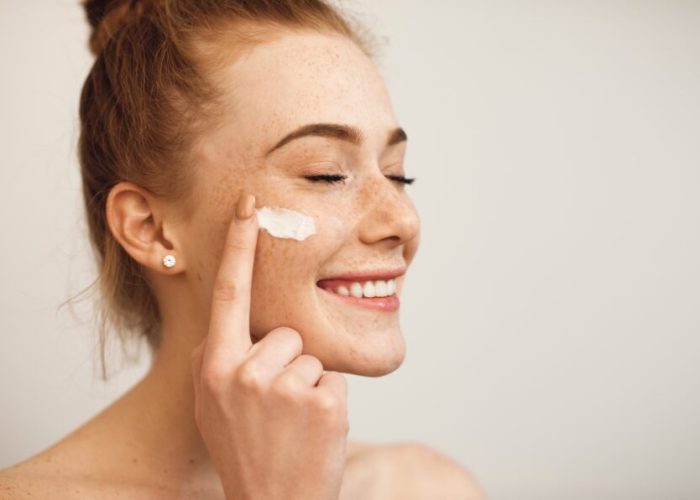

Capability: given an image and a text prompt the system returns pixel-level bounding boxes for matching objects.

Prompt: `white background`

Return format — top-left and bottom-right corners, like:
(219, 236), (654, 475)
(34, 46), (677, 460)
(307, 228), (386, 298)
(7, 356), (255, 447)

(1, 1), (699, 499)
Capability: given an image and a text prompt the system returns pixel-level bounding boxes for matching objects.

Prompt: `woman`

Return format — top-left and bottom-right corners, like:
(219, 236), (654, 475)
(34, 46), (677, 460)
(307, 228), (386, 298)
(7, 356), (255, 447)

(0, 0), (485, 498)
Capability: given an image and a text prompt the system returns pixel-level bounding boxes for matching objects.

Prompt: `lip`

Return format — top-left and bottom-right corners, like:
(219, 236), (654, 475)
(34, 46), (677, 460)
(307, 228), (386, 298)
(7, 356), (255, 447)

(316, 285), (400, 312)
(315, 267), (405, 313)
(316, 267), (406, 283)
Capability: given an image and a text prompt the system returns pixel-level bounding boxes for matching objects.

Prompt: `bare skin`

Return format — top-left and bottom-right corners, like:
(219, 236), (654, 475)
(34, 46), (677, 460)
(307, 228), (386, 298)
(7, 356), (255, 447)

(0, 29), (485, 499)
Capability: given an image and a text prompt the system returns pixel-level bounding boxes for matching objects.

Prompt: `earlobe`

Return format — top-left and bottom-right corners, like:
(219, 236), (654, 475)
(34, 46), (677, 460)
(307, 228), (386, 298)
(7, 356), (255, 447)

(105, 181), (185, 274)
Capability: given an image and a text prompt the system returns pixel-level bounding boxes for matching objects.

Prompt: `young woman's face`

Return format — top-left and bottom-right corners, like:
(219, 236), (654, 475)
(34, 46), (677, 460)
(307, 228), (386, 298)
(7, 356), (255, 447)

(183, 30), (420, 376)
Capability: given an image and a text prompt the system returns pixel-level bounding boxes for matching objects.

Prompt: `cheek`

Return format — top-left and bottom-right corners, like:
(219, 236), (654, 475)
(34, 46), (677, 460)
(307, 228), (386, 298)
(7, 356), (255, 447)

(251, 210), (348, 287)
(248, 211), (349, 322)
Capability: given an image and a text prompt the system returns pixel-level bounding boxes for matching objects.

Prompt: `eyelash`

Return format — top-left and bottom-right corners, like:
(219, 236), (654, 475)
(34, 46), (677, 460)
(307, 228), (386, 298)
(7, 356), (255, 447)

(305, 174), (416, 185)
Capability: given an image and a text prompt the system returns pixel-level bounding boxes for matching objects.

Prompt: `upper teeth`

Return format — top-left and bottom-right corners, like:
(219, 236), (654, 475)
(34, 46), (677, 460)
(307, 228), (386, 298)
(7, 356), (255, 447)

(335, 279), (397, 298)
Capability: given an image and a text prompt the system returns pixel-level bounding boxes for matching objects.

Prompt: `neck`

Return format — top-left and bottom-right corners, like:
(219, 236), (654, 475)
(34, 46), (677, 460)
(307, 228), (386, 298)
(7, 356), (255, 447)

(137, 332), (211, 462)
(126, 306), (213, 465)
(76, 292), (216, 483)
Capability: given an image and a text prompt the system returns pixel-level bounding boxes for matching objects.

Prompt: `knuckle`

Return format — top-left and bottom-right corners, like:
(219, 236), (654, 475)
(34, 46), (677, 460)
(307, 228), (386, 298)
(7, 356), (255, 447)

(272, 326), (303, 350)
(225, 239), (253, 253)
(326, 371), (348, 393)
(330, 370), (347, 386)
(313, 392), (341, 416)
(235, 362), (265, 391)
(212, 279), (246, 302)
(272, 373), (305, 400)
(301, 354), (323, 372)
(200, 366), (226, 396)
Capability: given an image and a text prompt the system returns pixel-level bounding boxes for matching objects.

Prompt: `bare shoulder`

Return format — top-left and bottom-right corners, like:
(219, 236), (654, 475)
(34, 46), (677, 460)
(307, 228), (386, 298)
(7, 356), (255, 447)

(0, 466), (27, 500)
(381, 441), (487, 500)
(341, 440), (485, 500)
(0, 458), (74, 500)
(0, 452), (132, 500)
(0, 463), (153, 500)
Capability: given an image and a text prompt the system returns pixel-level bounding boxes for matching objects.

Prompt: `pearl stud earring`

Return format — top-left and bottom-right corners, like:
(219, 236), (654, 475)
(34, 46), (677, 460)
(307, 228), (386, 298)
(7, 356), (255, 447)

(162, 255), (176, 268)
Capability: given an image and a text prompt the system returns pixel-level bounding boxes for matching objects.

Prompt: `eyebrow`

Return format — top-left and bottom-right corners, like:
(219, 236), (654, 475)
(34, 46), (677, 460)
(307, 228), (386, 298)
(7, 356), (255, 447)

(265, 123), (408, 156)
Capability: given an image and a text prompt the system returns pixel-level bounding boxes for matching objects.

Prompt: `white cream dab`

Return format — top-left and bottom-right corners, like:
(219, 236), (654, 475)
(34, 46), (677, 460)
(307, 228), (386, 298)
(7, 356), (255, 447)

(255, 206), (316, 241)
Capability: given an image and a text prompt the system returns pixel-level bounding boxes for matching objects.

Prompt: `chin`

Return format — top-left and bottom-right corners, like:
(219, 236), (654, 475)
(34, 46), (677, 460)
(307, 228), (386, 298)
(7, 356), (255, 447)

(323, 332), (406, 377)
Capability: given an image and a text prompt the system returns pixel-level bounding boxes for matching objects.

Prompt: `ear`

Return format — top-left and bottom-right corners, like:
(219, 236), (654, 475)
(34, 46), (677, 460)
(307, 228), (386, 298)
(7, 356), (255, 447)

(105, 181), (186, 274)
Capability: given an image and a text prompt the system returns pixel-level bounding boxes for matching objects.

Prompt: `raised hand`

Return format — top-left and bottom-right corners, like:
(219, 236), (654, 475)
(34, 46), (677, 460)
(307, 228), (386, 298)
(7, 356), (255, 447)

(190, 191), (349, 500)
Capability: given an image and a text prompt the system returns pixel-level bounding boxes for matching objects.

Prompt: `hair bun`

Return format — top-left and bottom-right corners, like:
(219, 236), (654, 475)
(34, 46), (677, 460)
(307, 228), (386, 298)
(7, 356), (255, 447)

(82, 0), (151, 56)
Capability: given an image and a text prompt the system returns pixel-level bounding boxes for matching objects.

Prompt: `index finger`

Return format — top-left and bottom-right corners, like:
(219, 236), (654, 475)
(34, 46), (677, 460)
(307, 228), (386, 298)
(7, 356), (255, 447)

(205, 190), (259, 361)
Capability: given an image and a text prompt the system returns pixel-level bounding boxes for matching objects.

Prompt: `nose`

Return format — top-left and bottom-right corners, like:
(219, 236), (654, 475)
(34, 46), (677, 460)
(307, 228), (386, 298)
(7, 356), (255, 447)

(356, 173), (420, 248)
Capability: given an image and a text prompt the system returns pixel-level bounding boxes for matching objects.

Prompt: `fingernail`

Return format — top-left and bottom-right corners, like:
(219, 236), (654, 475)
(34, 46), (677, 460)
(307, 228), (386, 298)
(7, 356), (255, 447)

(236, 192), (255, 220)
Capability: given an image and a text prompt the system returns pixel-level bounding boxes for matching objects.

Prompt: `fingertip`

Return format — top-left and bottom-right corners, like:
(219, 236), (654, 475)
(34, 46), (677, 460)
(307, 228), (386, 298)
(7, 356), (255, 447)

(236, 192), (256, 220)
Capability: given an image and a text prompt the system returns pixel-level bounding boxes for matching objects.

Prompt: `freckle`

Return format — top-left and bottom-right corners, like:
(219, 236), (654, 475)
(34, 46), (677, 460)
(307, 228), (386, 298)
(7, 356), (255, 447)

(189, 458), (196, 464)
(132, 458), (138, 464)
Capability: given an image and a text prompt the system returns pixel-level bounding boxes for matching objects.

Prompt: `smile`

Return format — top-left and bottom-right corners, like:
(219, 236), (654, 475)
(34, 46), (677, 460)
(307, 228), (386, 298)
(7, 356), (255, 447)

(319, 278), (396, 298)
(316, 278), (400, 312)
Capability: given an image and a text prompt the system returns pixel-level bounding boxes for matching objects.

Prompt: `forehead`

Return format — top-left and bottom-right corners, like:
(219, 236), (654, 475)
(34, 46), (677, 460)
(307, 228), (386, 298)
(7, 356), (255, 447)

(213, 30), (397, 155)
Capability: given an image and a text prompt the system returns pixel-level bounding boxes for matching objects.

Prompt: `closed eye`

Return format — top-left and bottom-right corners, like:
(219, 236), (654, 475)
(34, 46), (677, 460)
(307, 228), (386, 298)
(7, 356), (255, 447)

(305, 174), (347, 184)
(386, 175), (416, 185)
(305, 174), (416, 185)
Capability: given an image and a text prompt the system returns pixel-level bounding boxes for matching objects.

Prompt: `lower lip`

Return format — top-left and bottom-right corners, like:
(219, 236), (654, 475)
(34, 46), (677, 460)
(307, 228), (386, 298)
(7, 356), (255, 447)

(316, 285), (400, 312)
